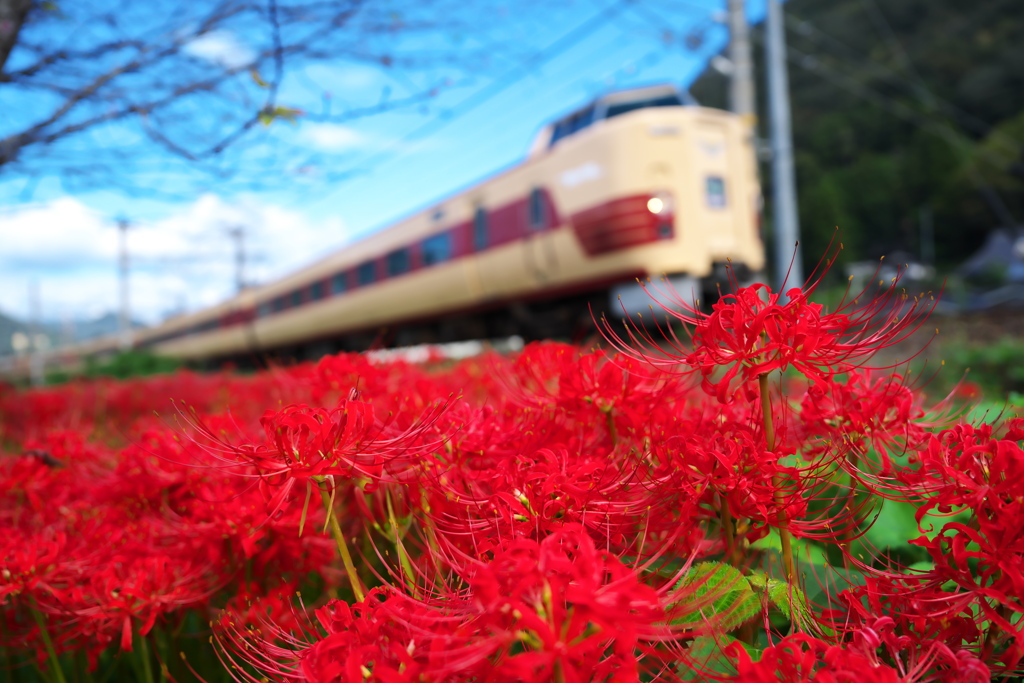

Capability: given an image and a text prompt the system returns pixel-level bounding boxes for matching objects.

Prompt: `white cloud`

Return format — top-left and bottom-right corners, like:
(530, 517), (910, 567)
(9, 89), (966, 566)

(302, 123), (369, 152)
(184, 30), (255, 70)
(0, 195), (349, 325)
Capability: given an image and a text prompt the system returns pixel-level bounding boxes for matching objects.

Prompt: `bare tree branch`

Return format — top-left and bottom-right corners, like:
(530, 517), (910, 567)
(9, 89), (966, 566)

(0, 0), (521, 195)
(0, 0), (32, 74)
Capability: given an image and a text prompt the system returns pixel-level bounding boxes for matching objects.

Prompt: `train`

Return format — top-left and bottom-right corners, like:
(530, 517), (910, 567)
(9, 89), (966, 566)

(7, 83), (766, 377)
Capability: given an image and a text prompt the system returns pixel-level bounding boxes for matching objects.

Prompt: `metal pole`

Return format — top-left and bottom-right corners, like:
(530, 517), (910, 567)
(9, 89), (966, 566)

(228, 226), (246, 293)
(117, 217), (132, 350)
(29, 280), (43, 386)
(766, 0), (802, 291)
(727, 0), (756, 121)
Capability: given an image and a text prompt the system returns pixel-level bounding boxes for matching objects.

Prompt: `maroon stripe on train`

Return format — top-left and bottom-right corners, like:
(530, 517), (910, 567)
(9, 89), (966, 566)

(570, 195), (674, 256)
(154, 189), (575, 343)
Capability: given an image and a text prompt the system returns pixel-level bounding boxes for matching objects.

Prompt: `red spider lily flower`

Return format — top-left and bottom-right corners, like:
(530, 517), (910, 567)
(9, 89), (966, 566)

(603, 258), (937, 403)
(219, 527), (686, 682)
(727, 626), (990, 683)
(830, 573), (1004, 676)
(871, 423), (1024, 671)
(427, 439), (703, 562)
(462, 527), (668, 681)
(798, 371), (928, 464)
(729, 632), (905, 682)
(179, 397), (449, 526)
(497, 343), (685, 445)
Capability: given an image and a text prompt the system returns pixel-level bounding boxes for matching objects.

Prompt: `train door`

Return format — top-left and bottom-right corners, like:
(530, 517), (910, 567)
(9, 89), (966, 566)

(523, 187), (559, 285)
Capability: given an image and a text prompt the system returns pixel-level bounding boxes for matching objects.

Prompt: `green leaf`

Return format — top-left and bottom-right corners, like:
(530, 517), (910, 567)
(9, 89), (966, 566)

(678, 634), (761, 681)
(672, 562), (761, 632)
(863, 499), (920, 549)
(258, 105), (304, 126)
(747, 572), (813, 629)
(251, 68), (269, 88)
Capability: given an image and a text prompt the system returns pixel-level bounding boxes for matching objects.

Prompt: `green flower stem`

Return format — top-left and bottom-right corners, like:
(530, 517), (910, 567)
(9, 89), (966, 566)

(720, 496), (738, 566)
(29, 601), (68, 683)
(386, 490), (419, 599)
(759, 372), (795, 585)
(320, 486), (366, 602)
(138, 633), (155, 683)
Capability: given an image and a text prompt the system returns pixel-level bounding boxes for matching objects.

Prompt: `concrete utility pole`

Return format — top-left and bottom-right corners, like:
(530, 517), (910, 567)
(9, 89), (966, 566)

(117, 217), (133, 350)
(28, 280), (44, 386)
(227, 225), (246, 293)
(727, 0), (756, 121)
(766, 0), (803, 291)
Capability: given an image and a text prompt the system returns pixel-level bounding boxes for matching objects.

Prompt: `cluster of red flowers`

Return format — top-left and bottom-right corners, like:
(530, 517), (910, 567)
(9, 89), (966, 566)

(1, 271), (1020, 682)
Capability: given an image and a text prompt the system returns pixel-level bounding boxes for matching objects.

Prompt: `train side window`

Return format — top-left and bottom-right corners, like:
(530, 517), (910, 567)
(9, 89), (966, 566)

(529, 188), (546, 230)
(291, 290), (303, 308)
(387, 248), (410, 277)
(310, 281), (324, 301)
(257, 302), (272, 318)
(331, 272), (347, 295)
(422, 233), (452, 266)
(357, 261), (376, 286)
(706, 175), (727, 208)
(273, 296), (286, 312)
(473, 207), (488, 251)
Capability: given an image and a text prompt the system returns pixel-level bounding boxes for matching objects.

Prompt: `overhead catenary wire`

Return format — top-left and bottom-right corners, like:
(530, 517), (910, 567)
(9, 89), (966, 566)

(309, 0), (631, 192)
(302, 0), (728, 244)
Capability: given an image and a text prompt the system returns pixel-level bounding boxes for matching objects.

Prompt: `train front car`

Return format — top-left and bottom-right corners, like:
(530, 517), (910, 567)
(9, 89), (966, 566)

(530, 83), (765, 321)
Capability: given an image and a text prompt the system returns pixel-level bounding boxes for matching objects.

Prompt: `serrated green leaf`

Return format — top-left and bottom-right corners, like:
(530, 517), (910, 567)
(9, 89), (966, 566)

(671, 562), (761, 632)
(747, 571), (813, 629)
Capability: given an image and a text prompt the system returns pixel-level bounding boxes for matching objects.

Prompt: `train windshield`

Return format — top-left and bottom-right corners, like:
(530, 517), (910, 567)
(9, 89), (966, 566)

(547, 87), (687, 149)
(605, 94), (683, 119)
(550, 106), (596, 147)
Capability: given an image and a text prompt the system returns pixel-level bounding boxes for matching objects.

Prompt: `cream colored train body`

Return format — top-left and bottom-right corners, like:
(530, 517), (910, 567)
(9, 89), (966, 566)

(136, 85), (764, 362)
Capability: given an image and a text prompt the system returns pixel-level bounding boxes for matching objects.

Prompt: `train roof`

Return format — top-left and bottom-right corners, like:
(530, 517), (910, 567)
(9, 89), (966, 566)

(527, 83), (697, 158)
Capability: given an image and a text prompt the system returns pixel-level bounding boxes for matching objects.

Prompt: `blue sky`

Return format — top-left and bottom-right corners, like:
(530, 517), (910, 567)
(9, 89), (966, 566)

(0, 0), (772, 324)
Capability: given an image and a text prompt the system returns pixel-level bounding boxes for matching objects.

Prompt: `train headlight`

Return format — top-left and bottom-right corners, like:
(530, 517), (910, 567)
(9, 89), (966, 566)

(647, 193), (673, 215)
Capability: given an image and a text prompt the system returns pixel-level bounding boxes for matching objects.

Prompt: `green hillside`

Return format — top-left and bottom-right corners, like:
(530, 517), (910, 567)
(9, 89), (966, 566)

(690, 0), (1024, 274)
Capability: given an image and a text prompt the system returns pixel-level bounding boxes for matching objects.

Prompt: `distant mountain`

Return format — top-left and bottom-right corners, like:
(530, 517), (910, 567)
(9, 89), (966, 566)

(68, 312), (145, 343)
(0, 310), (146, 357)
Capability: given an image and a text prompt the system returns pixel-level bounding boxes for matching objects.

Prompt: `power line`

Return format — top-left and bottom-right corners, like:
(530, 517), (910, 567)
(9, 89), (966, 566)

(376, 32), (676, 198)
(310, 0), (629, 189)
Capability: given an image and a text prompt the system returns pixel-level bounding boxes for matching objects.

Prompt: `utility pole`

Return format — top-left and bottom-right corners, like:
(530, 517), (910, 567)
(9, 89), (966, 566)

(227, 225), (246, 293)
(727, 0), (756, 121)
(117, 217), (133, 350)
(29, 280), (44, 386)
(766, 0), (803, 292)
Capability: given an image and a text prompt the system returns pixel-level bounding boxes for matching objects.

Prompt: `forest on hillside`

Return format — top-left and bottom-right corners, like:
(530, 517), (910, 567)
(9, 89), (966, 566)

(690, 0), (1024, 276)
